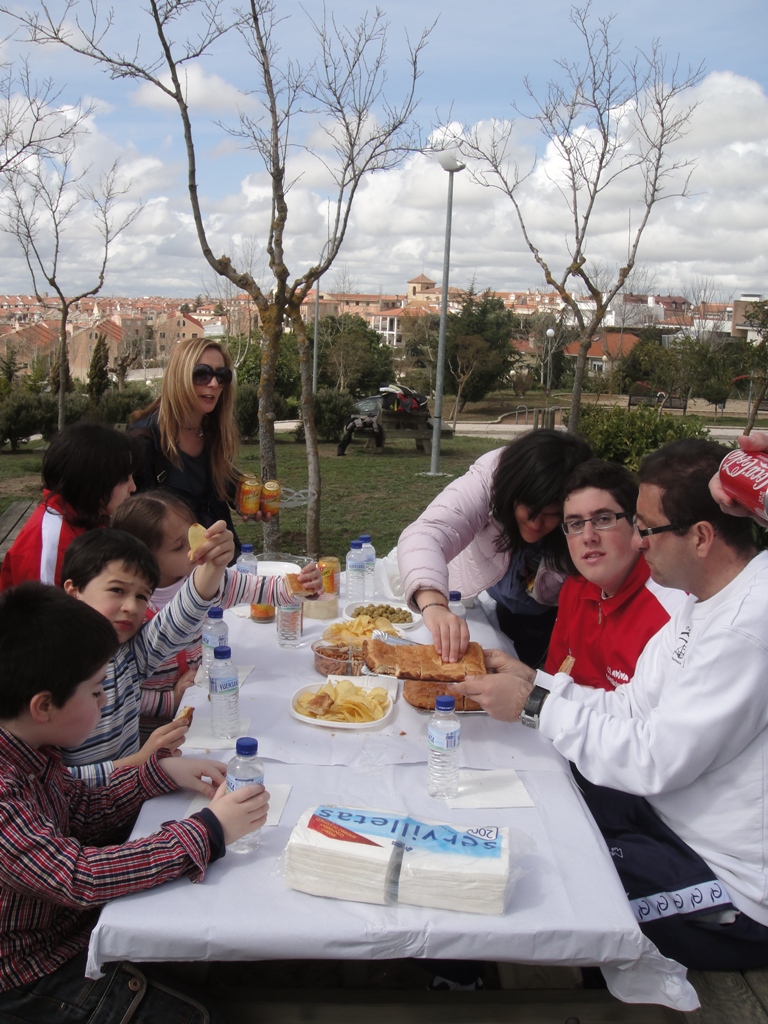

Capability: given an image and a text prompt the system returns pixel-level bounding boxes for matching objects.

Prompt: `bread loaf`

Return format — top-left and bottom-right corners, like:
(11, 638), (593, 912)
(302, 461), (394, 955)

(402, 679), (483, 713)
(363, 640), (485, 682)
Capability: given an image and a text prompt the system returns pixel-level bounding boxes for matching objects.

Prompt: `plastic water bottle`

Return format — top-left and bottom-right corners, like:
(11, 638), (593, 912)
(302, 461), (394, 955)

(448, 591), (466, 618)
(209, 645), (240, 739)
(427, 694), (461, 798)
(226, 737), (265, 853)
(359, 533), (376, 599)
(236, 544), (258, 575)
(201, 607), (228, 687)
(345, 539), (366, 603)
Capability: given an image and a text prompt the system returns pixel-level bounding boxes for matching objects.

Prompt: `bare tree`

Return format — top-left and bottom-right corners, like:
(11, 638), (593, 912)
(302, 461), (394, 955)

(678, 276), (733, 343)
(445, 2), (704, 432)
(3, 142), (142, 426)
(12, 0), (430, 555)
(0, 57), (93, 177)
(200, 235), (263, 367)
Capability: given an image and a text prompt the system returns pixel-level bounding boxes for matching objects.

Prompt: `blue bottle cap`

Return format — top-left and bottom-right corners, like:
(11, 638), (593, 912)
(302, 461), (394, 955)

(449, 591), (462, 602)
(213, 645), (232, 659)
(435, 695), (455, 712)
(208, 607), (224, 618)
(241, 544), (254, 553)
(350, 539), (363, 549)
(236, 737), (258, 756)
(359, 534), (372, 543)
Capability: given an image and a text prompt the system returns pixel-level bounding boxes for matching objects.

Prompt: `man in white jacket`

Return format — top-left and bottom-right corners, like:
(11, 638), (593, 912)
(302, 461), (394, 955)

(456, 438), (768, 970)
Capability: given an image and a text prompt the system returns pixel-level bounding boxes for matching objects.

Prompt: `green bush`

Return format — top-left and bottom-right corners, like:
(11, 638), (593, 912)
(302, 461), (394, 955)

(98, 385), (154, 425)
(308, 389), (357, 443)
(235, 383), (260, 441)
(572, 404), (709, 470)
(63, 393), (92, 427)
(273, 392), (299, 421)
(0, 391), (47, 450)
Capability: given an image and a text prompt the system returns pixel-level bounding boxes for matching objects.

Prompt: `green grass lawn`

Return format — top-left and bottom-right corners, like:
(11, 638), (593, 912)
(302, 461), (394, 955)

(0, 433), (500, 565)
(237, 433), (499, 562)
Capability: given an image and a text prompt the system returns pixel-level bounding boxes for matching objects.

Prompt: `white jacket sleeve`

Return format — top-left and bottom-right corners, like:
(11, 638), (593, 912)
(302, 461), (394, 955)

(538, 610), (768, 797)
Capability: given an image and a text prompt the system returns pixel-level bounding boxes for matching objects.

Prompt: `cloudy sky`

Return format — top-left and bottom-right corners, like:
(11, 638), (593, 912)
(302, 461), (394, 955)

(0, 0), (765, 302)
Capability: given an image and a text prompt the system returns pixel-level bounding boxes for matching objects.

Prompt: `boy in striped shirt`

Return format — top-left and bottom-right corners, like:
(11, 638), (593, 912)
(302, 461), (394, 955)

(59, 523), (232, 786)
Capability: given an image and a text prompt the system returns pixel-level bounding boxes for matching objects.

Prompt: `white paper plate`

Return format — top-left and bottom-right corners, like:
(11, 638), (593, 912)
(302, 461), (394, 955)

(342, 601), (421, 630)
(257, 560), (303, 576)
(290, 675), (397, 730)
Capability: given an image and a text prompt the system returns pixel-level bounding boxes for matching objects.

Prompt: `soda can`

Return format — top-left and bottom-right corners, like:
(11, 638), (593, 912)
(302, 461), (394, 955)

(718, 449), (768, 523)
(260, 480), (282, 516)
(317, 556), (341, 596)
(237, 474), (262, 516)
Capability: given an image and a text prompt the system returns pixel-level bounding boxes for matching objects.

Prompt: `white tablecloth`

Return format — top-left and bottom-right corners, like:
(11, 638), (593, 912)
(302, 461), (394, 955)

(86, 589), (699, 1011)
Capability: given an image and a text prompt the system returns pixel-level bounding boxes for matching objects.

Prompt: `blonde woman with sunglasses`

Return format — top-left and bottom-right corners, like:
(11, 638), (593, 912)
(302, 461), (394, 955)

(129, 338), (241, 554)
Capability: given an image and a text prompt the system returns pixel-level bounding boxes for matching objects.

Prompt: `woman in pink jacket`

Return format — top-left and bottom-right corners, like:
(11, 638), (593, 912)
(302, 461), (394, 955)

(398, 429), (591, 666)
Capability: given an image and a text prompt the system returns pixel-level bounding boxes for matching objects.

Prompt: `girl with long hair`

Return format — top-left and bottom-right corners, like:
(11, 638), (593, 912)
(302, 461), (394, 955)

(129, 338), (241, 549)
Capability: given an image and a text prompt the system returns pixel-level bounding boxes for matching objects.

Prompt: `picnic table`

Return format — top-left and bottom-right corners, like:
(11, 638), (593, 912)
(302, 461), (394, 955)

(86, 568), (698, 1014)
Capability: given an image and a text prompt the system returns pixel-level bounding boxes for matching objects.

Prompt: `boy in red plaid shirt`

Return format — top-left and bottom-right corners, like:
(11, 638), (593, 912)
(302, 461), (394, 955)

(0, 582), (268, 1023)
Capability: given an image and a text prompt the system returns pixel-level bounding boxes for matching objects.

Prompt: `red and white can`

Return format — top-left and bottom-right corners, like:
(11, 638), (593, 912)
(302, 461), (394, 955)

(718, 449), (768, 523)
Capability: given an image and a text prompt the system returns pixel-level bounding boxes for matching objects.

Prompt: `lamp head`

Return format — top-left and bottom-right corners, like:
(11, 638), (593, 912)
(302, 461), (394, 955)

(437, 152), (466, 173)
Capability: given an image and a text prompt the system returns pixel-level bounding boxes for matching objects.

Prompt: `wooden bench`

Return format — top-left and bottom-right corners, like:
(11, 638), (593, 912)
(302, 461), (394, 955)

(685, 967), (768, 1022)
(0, 499), (36, 568)
(365, 409), (454, 455)
(628, 393), (688, 412)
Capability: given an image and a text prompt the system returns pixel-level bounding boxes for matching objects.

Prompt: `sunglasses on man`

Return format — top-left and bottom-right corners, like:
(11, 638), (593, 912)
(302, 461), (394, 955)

(192, 363), (233, 386)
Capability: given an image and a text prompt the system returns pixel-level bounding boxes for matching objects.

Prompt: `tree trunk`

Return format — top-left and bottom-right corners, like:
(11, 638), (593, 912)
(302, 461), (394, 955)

(259, 312), (281, 554)
(567, 336), (592, 433)
(293, 314), (321, 558)
(57, 326), (67, 431)
(745, 379), (768, 435)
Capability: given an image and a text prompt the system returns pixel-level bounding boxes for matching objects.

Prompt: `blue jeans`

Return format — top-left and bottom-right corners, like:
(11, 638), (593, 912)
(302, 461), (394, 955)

(0, 951), (224, 1024)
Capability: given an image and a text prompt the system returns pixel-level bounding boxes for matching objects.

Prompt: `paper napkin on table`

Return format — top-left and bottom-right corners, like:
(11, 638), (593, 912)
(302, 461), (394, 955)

(193, 664), (252, 689)
(185, 783), (291, 828)
(183, 714), (252, 750)
(447, 768), (534, 809)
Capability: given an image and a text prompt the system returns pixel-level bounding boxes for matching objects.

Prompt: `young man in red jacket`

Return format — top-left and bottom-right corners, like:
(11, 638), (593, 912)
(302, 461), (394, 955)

(544, 459), (685, 689)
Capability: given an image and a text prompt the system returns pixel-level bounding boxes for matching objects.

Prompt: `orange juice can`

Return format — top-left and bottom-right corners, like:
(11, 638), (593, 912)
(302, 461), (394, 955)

(260, 480), (282, 516)
(317, 556), (341, 596)
(237, 474), (262, 516)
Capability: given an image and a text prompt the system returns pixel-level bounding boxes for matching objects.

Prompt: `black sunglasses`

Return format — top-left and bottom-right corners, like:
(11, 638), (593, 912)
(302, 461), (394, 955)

(192, 363), (233, 386)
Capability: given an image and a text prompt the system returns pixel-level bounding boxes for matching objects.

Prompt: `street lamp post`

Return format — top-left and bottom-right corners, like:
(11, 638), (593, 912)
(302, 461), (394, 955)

(545, 327), (555, 397)
(429, 153), (465, 476)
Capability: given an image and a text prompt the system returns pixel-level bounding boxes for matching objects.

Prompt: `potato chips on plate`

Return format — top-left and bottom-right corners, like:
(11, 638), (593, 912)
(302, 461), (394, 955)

(322, 615), (403, 646)
(290, 675), (397, 730)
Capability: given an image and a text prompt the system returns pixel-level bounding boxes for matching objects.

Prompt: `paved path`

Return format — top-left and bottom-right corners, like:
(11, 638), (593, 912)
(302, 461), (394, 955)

(276, 420), (746, 444)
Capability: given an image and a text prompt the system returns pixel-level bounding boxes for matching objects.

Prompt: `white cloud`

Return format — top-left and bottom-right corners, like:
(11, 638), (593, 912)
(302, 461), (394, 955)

(131, 65), (261, 116)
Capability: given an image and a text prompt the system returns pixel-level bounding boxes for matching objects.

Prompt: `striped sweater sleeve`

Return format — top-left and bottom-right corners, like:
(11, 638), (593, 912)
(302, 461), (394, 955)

(63, 576), (214, 786)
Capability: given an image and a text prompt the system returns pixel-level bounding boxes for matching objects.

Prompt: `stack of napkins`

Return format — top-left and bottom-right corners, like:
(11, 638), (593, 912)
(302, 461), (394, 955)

(284, 806), (510, 915)
(284, 806), (401, 905)
(397, 821), (510, 915)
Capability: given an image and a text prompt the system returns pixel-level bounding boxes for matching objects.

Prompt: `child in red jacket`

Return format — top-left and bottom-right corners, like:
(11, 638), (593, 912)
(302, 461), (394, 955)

(0, 422), (137, 591)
